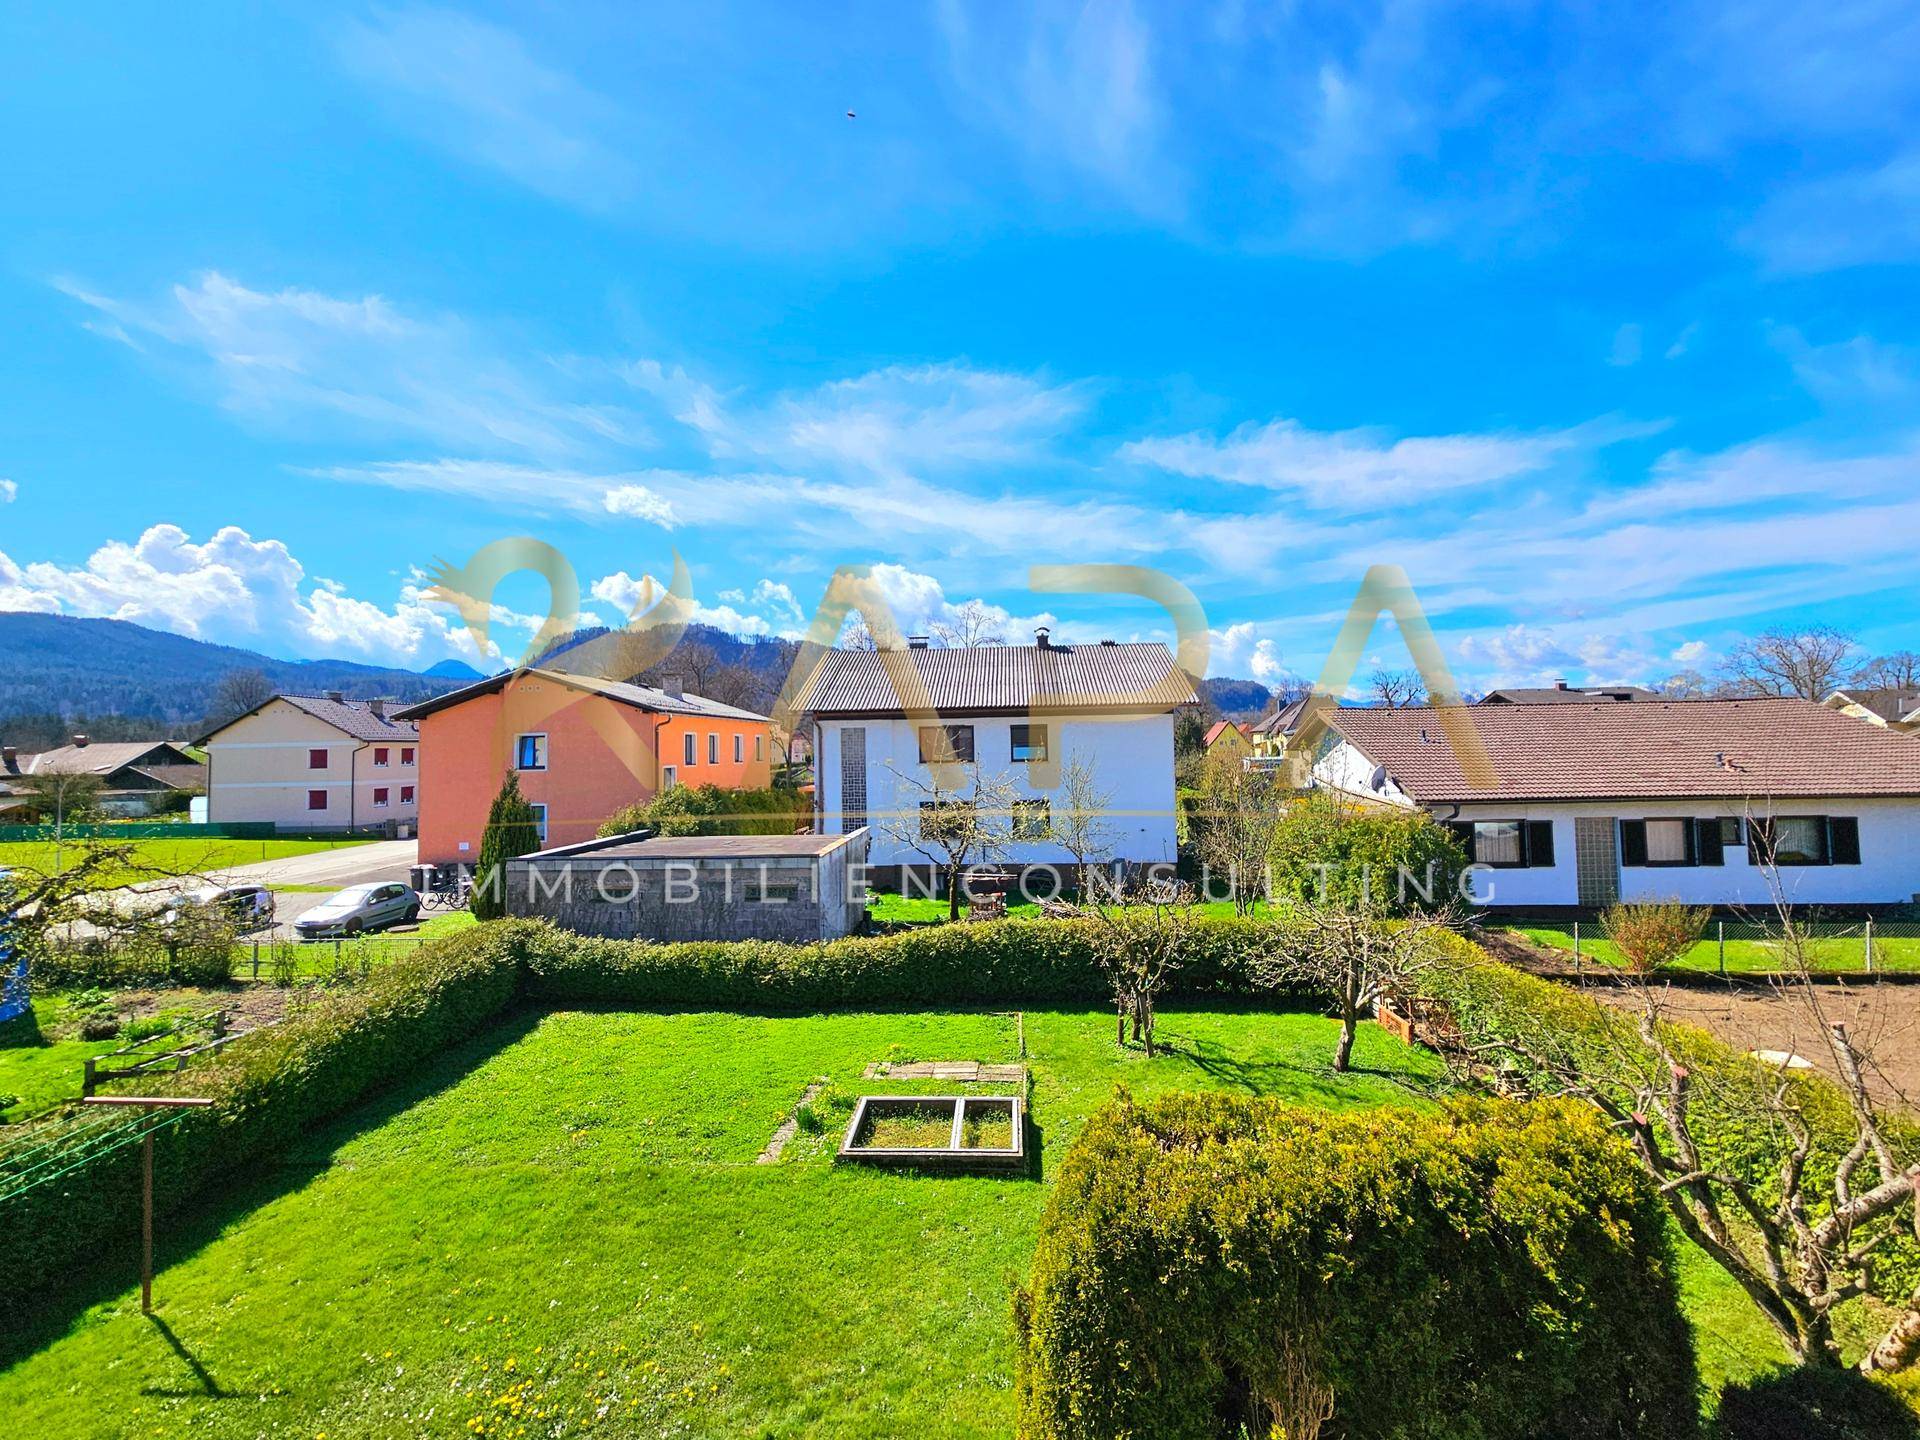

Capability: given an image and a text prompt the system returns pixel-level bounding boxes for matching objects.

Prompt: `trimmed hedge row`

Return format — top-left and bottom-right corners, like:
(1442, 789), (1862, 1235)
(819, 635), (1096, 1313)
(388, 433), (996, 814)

(2, 923), (522, 1334)
(1015, 1090), (1700, 1439)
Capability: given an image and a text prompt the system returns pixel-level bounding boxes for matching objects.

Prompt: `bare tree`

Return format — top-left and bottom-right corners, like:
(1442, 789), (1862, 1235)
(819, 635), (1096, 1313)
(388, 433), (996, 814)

(10, 771), (107, 830)
(1718, 626), (1860, 699)
(1368, 667), (1426, 709)
(1268, 901), (1455, 1072)
(932, 599), (1007, 649)
(1652, 670), (1709, 699)
(206, 668), (276, 728)
(1078, 869), (1193, 1057)
(877, 762), (1020, 922)
(1852, 650), (1920, 691)
(1046, 754), (1114, 901)
(1192, 755), (1286, 915)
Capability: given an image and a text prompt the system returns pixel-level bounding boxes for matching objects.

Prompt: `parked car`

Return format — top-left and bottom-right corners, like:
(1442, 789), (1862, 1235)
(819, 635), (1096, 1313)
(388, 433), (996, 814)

(293, 882), (420, 940)
(164, 884), (276, 932)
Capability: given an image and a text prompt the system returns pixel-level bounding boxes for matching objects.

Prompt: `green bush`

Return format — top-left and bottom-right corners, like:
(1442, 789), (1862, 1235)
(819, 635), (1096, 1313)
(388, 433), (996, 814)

(28, 926), (235, 989)
(1268, 790), (1470, 913)
(0, 923), (523, 1330)
(1714, 1367), (1920, 1440)
(597, 784), (807, 839)
(1015, 1091), (1700, 1440)
(471, 771), (542, 922)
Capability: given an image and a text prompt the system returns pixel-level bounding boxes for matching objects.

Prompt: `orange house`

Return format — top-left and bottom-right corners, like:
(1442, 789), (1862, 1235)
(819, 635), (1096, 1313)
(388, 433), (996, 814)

(395, 668), (774, 865)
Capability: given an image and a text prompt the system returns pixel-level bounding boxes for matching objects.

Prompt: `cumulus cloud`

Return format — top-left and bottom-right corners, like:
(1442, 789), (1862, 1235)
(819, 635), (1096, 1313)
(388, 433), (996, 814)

(0, 524), (503, 666)
(601, 484), (679, 527)
(0, 479), (15, 502)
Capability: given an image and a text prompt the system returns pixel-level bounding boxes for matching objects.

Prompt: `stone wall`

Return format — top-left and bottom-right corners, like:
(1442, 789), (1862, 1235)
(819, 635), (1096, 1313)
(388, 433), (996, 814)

(505, 849), (864, 942)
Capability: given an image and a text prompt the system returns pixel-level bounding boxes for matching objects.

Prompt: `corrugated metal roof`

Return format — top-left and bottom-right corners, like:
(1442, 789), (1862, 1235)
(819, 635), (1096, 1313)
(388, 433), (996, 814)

(1325, 697), (1920, 803)
(789, 642), (1197, 717)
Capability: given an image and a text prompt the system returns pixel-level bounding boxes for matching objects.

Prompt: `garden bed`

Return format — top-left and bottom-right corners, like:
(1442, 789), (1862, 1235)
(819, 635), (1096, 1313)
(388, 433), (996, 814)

(839, 1093), (1025, 1170)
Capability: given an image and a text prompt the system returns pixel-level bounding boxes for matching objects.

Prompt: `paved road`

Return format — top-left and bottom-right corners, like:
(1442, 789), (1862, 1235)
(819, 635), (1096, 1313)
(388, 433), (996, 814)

(217, 839), (419, 889)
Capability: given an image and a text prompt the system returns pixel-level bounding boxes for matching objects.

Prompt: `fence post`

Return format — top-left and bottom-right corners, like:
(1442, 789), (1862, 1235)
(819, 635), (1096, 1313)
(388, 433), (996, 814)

(83, 1057), (97, 1098)
(1718, 921), (1726, 979)
(1572, 920), (1580, 960)
(251, 941), (260, 981)
(1865, 917), (1875, 975)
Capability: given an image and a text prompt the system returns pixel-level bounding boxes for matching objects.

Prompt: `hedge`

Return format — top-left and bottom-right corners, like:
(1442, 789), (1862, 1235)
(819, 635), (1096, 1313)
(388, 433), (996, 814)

(1014, 1090), (1700, 1439)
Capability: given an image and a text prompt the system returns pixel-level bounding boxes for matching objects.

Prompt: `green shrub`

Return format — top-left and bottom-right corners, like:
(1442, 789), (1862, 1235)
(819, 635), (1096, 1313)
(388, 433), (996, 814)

(598, 784), (806, 839)
(28, 922), (236, 989)
(1268, 790), (1469, 913)
(1015, 1091), (1699, 1440)
(1714, 1366), (1920, 1439)
(471, 771), (542, 922)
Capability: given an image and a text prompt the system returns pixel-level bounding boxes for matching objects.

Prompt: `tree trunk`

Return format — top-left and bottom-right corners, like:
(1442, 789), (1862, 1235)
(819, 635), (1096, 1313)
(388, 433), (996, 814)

(947, 864), (962, 922)
(1862, 1297), (1920, 1376)
(1334, 1009), (1356, 1073)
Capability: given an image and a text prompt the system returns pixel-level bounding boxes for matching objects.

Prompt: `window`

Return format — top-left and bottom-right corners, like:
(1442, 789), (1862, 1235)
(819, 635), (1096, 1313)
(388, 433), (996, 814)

(1645, 818), (1690, 865)
(307, 789), (328, 812)
(1718, 817), (1742, 845)
(528, 803), (548, 843)
(515, 734), (548, 771)
(745, 876), (801, 904)
(1012, 798), (1050, 840)
(919, 798), (976, 843)
(1011, 723), (1049, 762)
(373, 747), (390, 767)
(684, 731), (697, 766)
(755, 734), (765, 762)
(1452, 819), (1554, 869)
(400, 785), (415, 804)
(918, 724), (975, 764)
(1749, 816), (1859, 867)
(661, 766), (677, 790)
(734, 733), (744, 763)
(373, 787), (390, 808)
(401, 747), (416, 766)
(308, 748), (328, 770)
(708, 733), (719, 764)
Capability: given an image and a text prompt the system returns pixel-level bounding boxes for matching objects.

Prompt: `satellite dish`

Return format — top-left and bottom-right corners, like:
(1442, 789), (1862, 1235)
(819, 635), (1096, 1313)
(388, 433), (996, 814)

(1370, 764), (1390, 792)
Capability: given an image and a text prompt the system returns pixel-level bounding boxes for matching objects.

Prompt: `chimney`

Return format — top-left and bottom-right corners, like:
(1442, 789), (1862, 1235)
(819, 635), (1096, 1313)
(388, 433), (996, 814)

(1, 744), (15, 768)
(326, 689), (345, 704)
(1035, 626), (1052, 650)
(368, 698), (386, 720)
(907, 635), (930, 650)
(662, 674), (684, 700)
(71, 733), (89, 748)
(1553, 678), (1569, 691)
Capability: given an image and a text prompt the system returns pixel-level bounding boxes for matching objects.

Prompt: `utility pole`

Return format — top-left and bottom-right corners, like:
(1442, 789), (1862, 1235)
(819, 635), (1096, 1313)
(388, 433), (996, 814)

(79, 1095), (215, 1313)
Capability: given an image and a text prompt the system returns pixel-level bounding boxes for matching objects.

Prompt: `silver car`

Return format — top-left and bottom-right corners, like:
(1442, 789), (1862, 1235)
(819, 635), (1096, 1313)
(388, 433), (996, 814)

(294, 881), (420, 940)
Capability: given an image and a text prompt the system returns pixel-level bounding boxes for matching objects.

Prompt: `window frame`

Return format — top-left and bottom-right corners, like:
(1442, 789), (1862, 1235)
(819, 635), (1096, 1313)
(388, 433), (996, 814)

(1770, 816), (1831, 867)
(708, 732), (719, 765)
(734, 733), (744, 764)
(917, 724), (976, 765)
(514, 733), (549, 772)
(308, 748), (328, 771)
(528, 803), (549, 844)
(755, 734), (765, 762)
(1010, 723), (1050, 763)
(372, 787), (390, 808)
(373, 747), (390, 768)
(401, 746), (416, 766)
(400, 785), (415, 804)
(918, 797), (977, 843)
(1011, 797), (1051, 841)
(684, 731), (697, 766)
(1469, 819), (1527, 869)
(306, 789), (328, 812)
(1643, 817), (1693, 867)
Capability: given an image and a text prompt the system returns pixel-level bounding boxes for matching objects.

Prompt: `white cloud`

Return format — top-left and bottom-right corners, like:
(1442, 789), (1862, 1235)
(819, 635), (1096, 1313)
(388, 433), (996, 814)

(336, 5), (639, 210)
(0, 479), (15, 503)
(1672, 640), (1709, 665)
(1771, 326), (1918, 405)
(0, 523), (499, 667)
(601, 484), (679, 527)
(1122, 417), (1581, 509)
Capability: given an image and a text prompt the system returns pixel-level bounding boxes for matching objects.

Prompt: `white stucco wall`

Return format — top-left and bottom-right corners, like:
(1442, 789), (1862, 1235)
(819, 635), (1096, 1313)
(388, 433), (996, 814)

(816, 713), (1179, 867)
(1313, 739), (1920, 908)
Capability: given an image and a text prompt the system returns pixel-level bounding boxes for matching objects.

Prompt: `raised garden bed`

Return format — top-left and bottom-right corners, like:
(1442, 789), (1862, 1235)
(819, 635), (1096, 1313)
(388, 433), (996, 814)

(837, 1094), (1025, 1171)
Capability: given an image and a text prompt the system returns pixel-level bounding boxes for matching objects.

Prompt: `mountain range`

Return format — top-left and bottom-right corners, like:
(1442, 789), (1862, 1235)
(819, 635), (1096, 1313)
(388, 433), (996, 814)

(0, 610), (1275, 748)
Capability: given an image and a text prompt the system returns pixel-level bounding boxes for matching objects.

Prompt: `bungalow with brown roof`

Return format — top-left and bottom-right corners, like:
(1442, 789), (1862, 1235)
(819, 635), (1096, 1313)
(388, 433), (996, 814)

(1306, 697), (1920, 910)
(0, 737), (204, 818)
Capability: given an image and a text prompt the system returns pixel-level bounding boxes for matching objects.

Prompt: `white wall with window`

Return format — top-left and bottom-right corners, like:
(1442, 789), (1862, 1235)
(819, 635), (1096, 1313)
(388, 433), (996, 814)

(815, 712), (1179, 867)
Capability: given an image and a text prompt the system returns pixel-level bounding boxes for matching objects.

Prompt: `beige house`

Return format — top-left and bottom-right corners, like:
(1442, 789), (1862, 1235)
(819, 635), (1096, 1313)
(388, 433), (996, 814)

(200, 693), (421, 834)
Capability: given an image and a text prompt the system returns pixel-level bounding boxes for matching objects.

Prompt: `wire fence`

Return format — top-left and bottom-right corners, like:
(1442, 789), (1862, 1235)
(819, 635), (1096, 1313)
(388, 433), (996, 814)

(1501, 916), (1920, 976)
(230, 933), (438, 984)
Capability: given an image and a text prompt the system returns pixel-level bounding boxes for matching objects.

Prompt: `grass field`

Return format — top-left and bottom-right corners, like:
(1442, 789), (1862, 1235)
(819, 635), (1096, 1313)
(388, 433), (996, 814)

(0, 836), (372, 887)
(866, 892), (1284, 925)
(0, 999), (124, 1123)
(0, 1002), (1803, 1436)
(1507, 923), (1920, 974)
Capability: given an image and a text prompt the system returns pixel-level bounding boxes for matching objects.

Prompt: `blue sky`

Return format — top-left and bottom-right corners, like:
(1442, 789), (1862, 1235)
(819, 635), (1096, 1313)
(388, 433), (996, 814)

(1, 2), (1917, 691)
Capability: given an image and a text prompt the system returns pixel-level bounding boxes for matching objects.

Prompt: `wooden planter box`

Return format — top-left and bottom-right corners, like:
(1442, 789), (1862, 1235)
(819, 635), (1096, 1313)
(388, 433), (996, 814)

(836, 1094), (1025, 1172)
(1374, 999), (1417, 1047)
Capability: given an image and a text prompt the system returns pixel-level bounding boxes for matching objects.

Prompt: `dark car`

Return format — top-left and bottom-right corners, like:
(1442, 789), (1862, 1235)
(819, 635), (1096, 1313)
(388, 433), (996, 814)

(164, 883), (276, 932)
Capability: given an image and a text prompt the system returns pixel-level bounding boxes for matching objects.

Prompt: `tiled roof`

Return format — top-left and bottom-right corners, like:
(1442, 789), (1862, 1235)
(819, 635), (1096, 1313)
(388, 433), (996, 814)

(789, 642), (1197, 717)
(273, 695), (420, 742)
(1250, 697), (1308, 736)
(1825, 687), (1920, 726)
(25, 741), (199, 776)
(1479, 685), (1656, 704)
(1324, 698), (1920, 803)
(393, 668), (769, 724)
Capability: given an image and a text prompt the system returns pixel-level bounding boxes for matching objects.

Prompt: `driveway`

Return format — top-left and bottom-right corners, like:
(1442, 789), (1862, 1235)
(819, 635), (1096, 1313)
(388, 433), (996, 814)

(215, 839), (418, 890)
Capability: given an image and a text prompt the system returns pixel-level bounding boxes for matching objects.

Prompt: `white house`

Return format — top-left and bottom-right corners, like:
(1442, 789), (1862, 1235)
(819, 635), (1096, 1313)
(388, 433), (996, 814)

(1307, 698), (1920, 910)
(790, 630), (1196, 878)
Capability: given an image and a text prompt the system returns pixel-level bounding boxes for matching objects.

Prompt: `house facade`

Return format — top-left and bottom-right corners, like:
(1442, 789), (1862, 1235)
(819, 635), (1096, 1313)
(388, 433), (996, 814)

(0, 738), (204, 818)
(1308, 698), (1920, 911)
(395, 668), (773, 865)
(791, 632), (1196, 878)
(201, 694), (419, 834)
(1202, 720), (1253, 761)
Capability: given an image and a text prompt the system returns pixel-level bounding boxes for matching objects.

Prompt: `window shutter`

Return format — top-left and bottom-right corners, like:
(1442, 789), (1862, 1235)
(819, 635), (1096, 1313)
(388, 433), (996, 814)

(1828, 816), (1862, 866)
(1525, 820), (1555, 868)
(1447, 821), (1475, 855)
(1748, 817), (1773, 866)
(1619, 820), (1648, 868)
(1695, 819), (1725, 867)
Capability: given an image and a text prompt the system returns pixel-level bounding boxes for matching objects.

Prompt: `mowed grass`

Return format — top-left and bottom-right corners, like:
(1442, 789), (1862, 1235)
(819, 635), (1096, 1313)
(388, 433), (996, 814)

(0, 1005), (1466, 1439)
(867, 892), (1285, 925)
(1507, 923), (1920, 975)
(0, 837), (371, 887)
(0, 999), (124, 1123)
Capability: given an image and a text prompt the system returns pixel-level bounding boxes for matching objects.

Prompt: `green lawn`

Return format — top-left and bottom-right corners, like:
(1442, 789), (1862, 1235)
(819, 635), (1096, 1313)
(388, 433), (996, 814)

(1506, 923), (1920, 975)
(0, 999), (124, 1124)
(0, 1001), (1806, 1436)
(867, 892), (1283, 925)
(0, 837), (372, 888)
